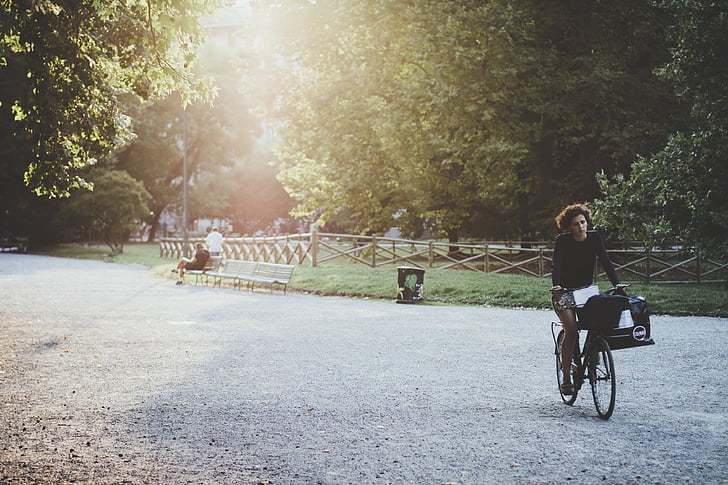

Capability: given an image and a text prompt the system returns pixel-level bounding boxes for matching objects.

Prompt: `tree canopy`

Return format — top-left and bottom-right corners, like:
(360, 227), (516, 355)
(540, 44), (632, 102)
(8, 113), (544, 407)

(2, 0), (725, 256)
(0, 0), (221, 197)
(62, 168), (150, 255)
(245, 0), (683, 241)
(114, 38), (263, 240)
(1, 1), (291, 247)
(595, 0), (728, 257)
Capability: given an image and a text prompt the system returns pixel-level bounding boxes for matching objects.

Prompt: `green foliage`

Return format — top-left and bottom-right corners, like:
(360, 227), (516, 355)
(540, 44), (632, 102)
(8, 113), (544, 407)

(595, 0), (728, 258)
(0, 0), (222, 197)
(115, 38), (263, 239)
(112, 94), (185, 238)
(595, 132), (728, 257)
(244, 0), (680, 241)
(62, 168), (151, 254)
(3, 0), (724, 258)
(486, 0), (681, 238)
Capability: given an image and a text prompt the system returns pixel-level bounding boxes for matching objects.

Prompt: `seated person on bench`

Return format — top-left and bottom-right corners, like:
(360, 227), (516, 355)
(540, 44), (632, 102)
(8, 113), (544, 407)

(172, 242), (210, 285)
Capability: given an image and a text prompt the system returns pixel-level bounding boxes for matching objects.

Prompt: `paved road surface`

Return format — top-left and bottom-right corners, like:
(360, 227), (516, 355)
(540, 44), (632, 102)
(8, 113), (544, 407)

(0, 254), (726, 484)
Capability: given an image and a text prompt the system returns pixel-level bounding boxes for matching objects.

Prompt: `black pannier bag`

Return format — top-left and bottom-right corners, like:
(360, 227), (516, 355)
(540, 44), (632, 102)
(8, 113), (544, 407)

(577, 294), (655, 350)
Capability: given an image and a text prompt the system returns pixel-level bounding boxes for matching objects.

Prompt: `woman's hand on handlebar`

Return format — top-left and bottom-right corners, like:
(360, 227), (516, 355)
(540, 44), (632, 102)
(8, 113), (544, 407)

(609, 283), (630, 295)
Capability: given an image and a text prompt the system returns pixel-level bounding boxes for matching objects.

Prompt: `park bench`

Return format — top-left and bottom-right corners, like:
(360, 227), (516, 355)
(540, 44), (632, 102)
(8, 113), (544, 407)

(1, 235), (28, 254)
(207, 260), (295, 294)
(238, 261), (296, 294)
(186, 255), (223, 285)
(207, 260), (257, 289)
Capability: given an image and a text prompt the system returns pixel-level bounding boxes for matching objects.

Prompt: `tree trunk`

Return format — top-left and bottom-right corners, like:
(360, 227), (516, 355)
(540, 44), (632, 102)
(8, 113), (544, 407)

(517, 192), (532, 248)
(447, 228), (460, 257)
(146, 205), (165, 242)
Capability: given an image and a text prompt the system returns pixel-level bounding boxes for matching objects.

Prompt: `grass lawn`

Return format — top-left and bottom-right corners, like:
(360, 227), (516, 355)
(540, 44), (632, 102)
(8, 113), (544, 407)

(33, 243), (728, 317)
(34, 242), (167, 268)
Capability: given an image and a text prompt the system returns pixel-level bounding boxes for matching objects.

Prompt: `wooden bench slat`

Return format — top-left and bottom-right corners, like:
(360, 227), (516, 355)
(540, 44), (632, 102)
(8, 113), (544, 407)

(239, 262), (296, 293)
(208, 260), (249, 287)
(205, 260), (294, 293)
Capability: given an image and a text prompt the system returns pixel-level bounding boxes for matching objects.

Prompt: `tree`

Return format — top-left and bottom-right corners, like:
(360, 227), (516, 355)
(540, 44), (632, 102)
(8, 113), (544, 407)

(62, 169), (151, 255)
(221, 149), (293, 235)
(0, 0), (221, 198)
(254, 0), (412, 236)
(244, 0), (681, 242)
(475, 0), (683, 238)
(114, 38), (261, 240)
(595, 0), (728, 257)
(245, 0), (515, 239)
(111, 94), (186, 240)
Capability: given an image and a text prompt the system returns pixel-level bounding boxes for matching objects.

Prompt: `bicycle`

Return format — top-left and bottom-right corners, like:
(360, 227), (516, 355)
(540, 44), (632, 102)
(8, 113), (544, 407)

(550, 285), (628, 420)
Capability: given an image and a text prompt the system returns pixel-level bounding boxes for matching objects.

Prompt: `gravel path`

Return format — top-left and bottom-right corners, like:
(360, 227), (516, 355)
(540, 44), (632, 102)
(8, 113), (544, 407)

(0, 254), (726, 484)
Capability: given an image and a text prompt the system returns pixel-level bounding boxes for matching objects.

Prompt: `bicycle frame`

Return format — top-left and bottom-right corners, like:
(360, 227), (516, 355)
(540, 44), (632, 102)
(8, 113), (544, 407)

(551, 319), (617, 419)
(551, 321), (589, 392)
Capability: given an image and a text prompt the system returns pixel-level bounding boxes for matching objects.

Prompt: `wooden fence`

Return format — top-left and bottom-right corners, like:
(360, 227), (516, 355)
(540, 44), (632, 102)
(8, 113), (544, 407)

(159, 232), (727, 284)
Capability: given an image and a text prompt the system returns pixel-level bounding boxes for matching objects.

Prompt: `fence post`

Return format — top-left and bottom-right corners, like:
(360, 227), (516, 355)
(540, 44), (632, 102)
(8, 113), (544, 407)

(646, 247), (651, 284)
(311, 228), (318, 267)
(372, 235), (377, 267)
(485, 244), (489, 273)
(539, 247), (544, 277)
(697, 251), (701, 283)
(429, 241), (434, 268)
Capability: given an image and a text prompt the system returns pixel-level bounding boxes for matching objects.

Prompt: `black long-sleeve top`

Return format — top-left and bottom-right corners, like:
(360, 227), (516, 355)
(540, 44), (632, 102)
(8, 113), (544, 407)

(551, 230), (619, 289)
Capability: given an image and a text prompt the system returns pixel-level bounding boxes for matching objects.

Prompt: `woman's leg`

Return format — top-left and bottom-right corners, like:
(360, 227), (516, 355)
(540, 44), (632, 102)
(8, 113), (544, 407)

(558, 308), (578, 386)
(176, 258), (192, 277)
(175, 258), (190, 283)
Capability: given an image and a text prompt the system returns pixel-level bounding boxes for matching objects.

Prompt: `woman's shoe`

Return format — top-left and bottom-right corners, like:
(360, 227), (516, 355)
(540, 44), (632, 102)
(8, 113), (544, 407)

(560, 382), (574, 395)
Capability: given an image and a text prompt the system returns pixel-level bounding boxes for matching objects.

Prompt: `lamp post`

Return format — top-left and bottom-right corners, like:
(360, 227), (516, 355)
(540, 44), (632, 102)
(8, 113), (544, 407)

(183, 106), (189, 258)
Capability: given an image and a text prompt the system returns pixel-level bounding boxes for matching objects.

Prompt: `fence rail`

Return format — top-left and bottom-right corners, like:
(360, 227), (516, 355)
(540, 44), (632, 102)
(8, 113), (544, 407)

(159, 232), (727, 284)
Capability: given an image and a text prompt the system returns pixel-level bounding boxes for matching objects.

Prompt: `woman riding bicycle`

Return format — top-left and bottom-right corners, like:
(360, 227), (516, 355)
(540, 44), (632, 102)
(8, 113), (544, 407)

(550, 203), (624, 396)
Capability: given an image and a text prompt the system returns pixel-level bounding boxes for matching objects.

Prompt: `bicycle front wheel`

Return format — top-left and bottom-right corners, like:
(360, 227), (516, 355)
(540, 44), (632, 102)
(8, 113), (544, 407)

(589, 336), (616, 419)
(556, 329), (578, 405)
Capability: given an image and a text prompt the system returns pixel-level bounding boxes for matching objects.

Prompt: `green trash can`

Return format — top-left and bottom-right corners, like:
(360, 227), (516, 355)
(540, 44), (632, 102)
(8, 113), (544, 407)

(396, 267), (424, 303)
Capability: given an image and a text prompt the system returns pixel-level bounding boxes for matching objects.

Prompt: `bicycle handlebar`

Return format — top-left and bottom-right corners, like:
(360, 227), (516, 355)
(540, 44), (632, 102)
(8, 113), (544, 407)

(550, 284), (630, 295)
(607, 284), (630, 296)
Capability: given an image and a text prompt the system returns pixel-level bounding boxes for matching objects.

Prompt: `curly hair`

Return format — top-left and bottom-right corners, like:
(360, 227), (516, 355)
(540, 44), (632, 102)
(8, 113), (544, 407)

(555, 203), (593, 232)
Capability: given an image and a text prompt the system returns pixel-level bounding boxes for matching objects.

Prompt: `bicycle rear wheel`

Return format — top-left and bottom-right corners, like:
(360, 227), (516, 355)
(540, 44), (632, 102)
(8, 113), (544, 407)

(556, 329), (578, 405)
(589, 336), (616, 419)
